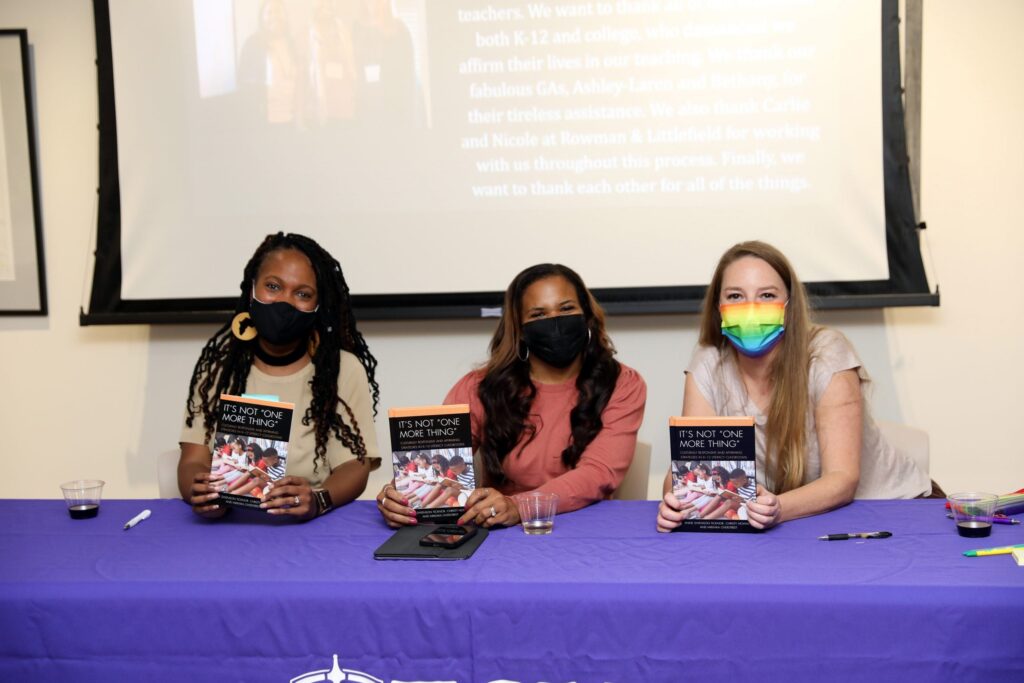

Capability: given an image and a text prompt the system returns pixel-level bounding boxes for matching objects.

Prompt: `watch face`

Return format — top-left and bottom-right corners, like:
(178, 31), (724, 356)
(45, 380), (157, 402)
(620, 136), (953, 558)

(314, 489), (331, 514)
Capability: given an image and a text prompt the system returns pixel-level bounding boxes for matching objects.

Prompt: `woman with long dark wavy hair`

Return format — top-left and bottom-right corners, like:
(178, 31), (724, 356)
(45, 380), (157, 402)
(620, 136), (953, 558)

(178, 232), (380, 520)
(376, 263), (647, 528)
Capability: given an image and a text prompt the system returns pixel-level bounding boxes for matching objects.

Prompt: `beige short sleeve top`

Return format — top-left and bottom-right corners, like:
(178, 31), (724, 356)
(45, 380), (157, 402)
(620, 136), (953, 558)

(180, 350), (380, 487)
(686, 328), (930, 499)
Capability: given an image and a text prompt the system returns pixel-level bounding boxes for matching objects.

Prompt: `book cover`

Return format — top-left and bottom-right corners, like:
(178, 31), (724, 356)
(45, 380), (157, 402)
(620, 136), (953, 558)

(669, 416), (758, 533)
(388, 404), (476, 523)
(212, 394), (294, 509)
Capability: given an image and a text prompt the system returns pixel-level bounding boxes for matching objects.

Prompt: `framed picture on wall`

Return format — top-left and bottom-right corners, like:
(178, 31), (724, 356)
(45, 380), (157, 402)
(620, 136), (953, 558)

(0, 29), (46, 316)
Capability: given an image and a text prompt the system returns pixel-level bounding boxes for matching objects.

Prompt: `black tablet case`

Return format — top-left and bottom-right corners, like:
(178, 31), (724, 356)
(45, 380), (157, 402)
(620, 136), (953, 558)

(373, 524), (489, 560)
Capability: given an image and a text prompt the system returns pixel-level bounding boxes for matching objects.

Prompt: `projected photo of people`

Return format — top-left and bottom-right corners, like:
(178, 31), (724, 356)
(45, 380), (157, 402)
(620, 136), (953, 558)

(392, 448), (476, 510)
(193, 0), (430, 129)
(671, 461), (756, 521)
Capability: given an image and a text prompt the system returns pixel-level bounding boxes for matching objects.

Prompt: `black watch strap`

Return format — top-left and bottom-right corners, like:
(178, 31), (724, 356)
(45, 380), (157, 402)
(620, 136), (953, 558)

(313, 488), (333, 516)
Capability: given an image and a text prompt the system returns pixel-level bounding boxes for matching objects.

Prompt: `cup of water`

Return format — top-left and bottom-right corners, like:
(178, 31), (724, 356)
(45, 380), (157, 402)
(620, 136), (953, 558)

(60, 480), (105, 519)
(514, 491), (558, 535)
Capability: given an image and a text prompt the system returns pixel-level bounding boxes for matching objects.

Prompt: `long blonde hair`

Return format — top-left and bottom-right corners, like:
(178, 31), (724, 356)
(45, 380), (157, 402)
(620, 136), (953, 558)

(698, 241), (818, 493)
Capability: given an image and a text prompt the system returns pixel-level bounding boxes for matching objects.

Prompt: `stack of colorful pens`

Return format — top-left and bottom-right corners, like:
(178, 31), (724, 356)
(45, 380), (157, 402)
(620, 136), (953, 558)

(995, 491), (1024, 516)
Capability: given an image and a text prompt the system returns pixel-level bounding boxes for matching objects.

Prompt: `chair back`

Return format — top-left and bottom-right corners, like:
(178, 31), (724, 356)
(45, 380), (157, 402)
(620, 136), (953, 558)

(614, 441), (652, 500)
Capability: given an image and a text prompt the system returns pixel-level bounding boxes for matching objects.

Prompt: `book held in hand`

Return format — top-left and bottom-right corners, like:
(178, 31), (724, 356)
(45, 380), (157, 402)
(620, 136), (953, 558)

(388, 404), (476, 523)
(211, 394), (293, 509)
(669, 416), (758, 533)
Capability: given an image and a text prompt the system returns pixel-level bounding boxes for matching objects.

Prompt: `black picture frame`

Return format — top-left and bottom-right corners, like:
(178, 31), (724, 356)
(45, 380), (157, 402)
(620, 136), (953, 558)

(0, 29), (46, 316)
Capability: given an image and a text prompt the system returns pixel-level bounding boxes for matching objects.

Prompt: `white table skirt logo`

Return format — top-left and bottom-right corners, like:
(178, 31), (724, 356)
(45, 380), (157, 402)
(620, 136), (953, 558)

(290, 655), (383, 683)
(289, 654), (456, 683)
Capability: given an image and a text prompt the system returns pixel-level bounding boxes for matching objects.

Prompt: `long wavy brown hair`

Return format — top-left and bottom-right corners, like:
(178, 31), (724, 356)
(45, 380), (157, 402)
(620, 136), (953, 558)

(477, 264), (621, 486)
(698, 241), (819, 493)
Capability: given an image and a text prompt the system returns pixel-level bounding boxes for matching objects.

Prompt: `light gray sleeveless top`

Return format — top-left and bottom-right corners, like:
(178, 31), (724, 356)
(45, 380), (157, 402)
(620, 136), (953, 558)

(686, 328), (930, 499)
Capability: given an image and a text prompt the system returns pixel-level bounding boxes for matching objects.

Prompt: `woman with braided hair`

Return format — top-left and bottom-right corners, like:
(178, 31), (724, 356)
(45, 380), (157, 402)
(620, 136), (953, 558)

(178, 232), (381, 520)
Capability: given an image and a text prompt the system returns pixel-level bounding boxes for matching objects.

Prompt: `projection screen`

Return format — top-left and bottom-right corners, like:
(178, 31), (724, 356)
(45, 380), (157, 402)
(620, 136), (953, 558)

(84, 0), (935, 323)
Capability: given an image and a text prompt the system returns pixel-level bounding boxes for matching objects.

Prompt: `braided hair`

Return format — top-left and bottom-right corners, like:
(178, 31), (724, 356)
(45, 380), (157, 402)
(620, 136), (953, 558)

(185, 232), (379, 472)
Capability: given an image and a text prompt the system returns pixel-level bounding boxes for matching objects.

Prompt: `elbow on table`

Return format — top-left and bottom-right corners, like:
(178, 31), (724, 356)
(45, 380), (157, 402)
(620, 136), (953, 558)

(832, 472), (858, 508)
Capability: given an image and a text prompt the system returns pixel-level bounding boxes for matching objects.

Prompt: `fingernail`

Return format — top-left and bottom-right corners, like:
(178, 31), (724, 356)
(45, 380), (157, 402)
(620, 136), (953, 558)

(259, 503), (267, 509)
(402, 498), (409, 505)
(409, 518), (417, 525)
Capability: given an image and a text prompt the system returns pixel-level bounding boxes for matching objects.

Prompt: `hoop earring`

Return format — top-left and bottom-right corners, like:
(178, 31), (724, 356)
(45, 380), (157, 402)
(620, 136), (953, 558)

(517, 343), (530, 363)
(307, 330), (321, 358)
(231, 312), (257, 341)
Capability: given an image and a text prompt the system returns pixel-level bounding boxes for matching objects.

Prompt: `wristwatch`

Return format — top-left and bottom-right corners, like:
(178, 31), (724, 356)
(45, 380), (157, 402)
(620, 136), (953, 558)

(312, 488), (333, 517)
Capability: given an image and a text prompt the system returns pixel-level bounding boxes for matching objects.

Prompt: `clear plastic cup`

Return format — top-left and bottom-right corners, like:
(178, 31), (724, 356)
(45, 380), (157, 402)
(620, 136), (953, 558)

(60, 480), (105, 519)
(514, 491), (558, 535)
(947, 492), (997, 538)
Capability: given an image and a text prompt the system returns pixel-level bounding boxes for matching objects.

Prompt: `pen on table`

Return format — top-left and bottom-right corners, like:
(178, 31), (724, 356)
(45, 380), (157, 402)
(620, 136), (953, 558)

(946, 513), (1020, 525)
(963, 543), (1024, 557)
(123, 509), (151, 530)
(818, 531), (892, 541)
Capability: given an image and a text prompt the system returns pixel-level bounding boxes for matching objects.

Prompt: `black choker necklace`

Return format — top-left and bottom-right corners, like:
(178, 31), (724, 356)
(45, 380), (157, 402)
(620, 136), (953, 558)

(253, 340), (308, 367)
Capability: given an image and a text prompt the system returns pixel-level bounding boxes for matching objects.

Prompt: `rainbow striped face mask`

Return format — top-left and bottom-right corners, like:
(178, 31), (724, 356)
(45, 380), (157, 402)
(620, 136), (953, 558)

(719, 301), (786, 358)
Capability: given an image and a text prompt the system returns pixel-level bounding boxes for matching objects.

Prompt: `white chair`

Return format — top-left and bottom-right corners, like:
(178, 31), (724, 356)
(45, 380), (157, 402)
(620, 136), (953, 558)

(157, 449), (181, 499)
(614, 441), (652, 501)
(876, 419), (930, 478)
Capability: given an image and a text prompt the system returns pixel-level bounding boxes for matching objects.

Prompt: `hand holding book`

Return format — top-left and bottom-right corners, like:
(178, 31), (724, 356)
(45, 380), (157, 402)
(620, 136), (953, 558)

(259, 476), (317, 519)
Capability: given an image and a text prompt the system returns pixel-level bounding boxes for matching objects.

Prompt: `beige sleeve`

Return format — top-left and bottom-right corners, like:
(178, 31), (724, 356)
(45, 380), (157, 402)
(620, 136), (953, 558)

(179, 379), (214, 449)
(808, 328), (866, 406)
(684, 343), (722, 410)
(327, 351), (381, 471)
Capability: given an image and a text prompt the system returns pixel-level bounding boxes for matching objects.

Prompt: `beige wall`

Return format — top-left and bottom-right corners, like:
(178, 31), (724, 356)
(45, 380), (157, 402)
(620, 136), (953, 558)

(1, 1), (1021, 500)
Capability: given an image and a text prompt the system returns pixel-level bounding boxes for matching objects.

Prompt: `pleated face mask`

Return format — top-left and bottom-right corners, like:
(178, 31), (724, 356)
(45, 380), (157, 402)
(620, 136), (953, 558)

(719, 301), (786, 357)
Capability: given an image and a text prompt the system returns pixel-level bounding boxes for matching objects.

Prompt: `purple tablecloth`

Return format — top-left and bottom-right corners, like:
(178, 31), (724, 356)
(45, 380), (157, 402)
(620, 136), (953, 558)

(1, 499), (1021, 682)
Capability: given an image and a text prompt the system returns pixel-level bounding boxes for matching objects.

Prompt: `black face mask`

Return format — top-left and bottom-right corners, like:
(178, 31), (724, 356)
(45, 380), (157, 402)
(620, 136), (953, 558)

(250, 296), (318, 346)
(521, 314), (589, 369)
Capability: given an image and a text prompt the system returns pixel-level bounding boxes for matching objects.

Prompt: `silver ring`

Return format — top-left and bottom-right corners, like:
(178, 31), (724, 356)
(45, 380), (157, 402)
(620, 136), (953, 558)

(294, 495), (300, 506)
(489, 505), (497, 518)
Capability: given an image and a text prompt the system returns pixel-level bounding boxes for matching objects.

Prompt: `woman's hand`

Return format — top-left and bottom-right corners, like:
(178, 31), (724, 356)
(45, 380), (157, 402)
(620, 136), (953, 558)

(260, 476), (316, 520)
(376, 482), (417, 528)
(656, 491), (694, 532)
(189, 472), (228, 519)
(745, 485), (782, 530)
(458, 488), (520, 528)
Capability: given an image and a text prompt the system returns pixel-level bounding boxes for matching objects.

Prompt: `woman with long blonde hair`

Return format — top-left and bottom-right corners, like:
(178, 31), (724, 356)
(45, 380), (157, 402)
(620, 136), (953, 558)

(657, 242), (931, 531)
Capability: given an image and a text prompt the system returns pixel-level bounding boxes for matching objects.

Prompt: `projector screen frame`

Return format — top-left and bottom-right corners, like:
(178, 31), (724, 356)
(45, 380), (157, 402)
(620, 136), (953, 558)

(81, 0), (938, 326)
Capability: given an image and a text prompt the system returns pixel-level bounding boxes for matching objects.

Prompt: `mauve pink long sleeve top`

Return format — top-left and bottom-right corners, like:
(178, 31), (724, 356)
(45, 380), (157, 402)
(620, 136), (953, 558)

(444, 364), (647, 513)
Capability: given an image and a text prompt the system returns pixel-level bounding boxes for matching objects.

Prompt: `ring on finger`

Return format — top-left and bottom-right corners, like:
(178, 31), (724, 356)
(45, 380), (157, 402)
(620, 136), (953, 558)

(489, 505), (497, 518)
(294, 495), (300, 506)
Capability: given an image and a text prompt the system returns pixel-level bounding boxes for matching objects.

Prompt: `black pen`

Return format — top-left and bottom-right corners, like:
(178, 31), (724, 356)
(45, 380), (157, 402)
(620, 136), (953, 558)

(818, 531), (892, 541)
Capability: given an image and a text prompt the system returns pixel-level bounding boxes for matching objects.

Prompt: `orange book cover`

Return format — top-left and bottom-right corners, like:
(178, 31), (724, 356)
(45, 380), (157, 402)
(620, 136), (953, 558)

(212, 394), (294, 509)
(668, 416), (759, 533)
(388, 405), (476, 523)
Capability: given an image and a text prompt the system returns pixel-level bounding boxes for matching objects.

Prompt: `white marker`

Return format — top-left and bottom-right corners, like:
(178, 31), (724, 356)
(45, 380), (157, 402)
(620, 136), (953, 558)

(123, 509), (151, 530)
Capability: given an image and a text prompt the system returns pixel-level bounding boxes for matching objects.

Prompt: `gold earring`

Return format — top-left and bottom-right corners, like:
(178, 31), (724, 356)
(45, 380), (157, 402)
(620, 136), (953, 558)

(231, 312), (257, 341)
(307, 330), (321, 357)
